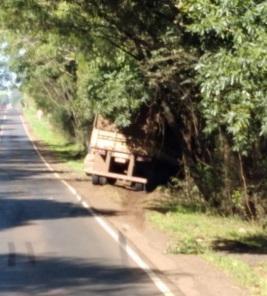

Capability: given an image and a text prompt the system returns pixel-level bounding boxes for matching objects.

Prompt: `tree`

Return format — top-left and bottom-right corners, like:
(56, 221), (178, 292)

(0, 0), (266, 218)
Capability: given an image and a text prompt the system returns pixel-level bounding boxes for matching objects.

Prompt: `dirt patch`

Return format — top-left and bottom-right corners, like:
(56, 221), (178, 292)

(25, 126), (248, 295)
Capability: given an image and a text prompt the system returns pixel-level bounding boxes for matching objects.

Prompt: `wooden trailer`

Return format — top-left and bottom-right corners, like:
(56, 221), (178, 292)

(84, 116), (151, 190)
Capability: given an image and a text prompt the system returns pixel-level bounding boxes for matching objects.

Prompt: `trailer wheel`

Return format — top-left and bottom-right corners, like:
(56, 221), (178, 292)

(92, 175), (100, 185)
(132, 182), (145, 192)
(99, 176), (108, 185)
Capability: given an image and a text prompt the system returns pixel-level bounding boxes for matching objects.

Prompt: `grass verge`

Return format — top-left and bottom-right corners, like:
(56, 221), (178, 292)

(23, 106), (84, 172)
(149, 206), (267, 295)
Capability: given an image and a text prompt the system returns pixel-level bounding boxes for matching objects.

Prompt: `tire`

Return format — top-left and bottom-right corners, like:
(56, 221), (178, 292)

(132, 182), (145, 192)
(99, 176), (108, 185)
(92, 175), (100, 185)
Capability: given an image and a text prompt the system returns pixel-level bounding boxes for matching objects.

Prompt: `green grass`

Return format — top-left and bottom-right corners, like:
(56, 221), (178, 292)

(149, 206), (266, 253)
(204, 253), (267, 296)
(148, 206), (267, 295)
(23, 106), (84, 172)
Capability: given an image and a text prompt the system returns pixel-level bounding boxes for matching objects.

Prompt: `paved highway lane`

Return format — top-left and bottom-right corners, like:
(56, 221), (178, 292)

(0, 108), (164, 296)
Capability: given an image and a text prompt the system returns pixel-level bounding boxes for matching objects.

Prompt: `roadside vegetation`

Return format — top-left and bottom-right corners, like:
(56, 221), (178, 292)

(24, 101), (84, 172)
(148, 198), (267, 295)
(0, 1), (266, 294)
(0, 0), (265, 220)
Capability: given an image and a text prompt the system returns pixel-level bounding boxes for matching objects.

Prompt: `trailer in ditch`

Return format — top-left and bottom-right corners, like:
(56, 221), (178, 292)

(84, 115), (151, 191)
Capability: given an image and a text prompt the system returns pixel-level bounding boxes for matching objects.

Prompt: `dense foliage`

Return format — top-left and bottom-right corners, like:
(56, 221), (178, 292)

(0, 0), (266, 219)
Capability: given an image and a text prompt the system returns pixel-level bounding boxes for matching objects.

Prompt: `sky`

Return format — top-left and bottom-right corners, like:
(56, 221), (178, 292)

(0, 54), (18, 89)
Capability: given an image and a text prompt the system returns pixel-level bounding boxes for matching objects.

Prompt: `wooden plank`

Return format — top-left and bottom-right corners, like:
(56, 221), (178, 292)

(127, 154), (135, 177)
(89, 170), (147, 184)
(105, 150), (112, 171)
(91, 146), (131, 157)
(91, 147), (150, 161)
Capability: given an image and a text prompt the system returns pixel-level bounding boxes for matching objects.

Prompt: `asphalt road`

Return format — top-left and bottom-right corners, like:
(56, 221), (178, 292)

(0, 107), (162, 296)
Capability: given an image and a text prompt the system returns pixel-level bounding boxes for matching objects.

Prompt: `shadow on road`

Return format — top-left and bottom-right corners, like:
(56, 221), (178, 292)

(0, 254), (159, 295)
(0, 198), (123, 231)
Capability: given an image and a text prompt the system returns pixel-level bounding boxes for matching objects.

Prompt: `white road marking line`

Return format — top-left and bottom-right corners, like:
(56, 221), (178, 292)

(76, 195), (82, 202)
(82, 201), (89, 209)
(20, 115), (175, 296)
(0, 114), (7, 138)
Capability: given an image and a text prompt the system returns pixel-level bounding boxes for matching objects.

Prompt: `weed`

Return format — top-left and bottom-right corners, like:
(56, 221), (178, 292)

(148, 207), (267, 295)
(23, 106), (84, 172)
